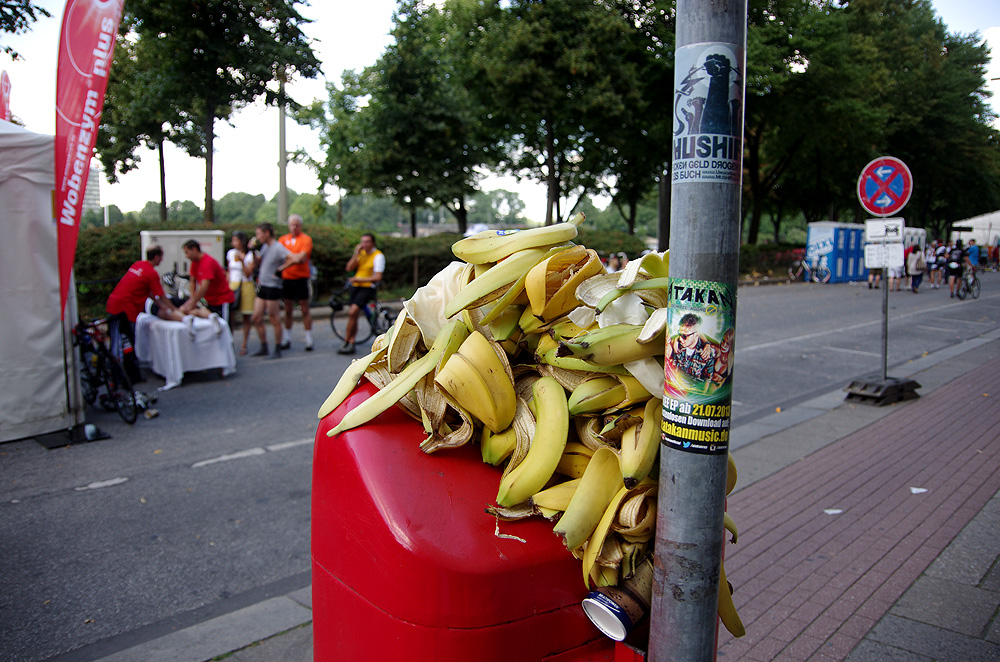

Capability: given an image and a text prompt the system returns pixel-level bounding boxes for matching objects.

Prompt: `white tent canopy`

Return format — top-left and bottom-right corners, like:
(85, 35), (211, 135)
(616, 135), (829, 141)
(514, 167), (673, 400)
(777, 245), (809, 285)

(952, 210), (1000, 248)
(0, 121), (83, 443)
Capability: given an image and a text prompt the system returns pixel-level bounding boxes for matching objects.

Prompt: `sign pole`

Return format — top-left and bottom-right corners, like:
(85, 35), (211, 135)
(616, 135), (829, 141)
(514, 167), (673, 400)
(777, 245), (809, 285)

(649, 0), (747, 659)
(847, 186), (921, 404)
(882, 258), (889, 381)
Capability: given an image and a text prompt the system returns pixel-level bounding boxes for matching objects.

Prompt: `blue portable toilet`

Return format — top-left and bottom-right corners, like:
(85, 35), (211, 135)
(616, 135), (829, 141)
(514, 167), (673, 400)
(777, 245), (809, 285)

(806, 222), (866, 283)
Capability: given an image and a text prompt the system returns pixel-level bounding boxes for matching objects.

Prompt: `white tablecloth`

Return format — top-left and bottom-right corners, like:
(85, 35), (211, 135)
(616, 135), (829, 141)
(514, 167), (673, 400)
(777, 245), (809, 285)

(134, 313), (237, 390)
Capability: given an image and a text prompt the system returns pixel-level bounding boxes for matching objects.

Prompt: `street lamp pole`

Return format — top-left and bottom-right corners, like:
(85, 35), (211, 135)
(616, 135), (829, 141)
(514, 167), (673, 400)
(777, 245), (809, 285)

(277, 69), (288, 225)
(649, 0), (748, 659)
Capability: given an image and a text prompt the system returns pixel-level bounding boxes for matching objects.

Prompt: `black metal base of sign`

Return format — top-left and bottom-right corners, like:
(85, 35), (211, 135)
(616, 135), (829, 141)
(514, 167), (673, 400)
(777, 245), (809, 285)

(34, 424), (111, 450)
(844, 377), (921, 406)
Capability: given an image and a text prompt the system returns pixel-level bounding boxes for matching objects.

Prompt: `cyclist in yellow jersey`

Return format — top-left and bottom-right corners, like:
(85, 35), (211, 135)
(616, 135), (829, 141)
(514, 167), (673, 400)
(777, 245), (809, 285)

(340, 233), (385, 354)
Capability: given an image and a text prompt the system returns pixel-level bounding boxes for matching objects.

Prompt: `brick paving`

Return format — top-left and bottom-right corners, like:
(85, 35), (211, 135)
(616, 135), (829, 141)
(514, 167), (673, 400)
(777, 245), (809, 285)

(717, 357), (1000, 661)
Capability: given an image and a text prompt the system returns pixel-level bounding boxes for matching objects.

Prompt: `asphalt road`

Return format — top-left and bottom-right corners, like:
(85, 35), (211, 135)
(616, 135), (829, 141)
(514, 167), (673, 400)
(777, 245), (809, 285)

(1, 271), (997, 662)
(731, 272), (1000, 425)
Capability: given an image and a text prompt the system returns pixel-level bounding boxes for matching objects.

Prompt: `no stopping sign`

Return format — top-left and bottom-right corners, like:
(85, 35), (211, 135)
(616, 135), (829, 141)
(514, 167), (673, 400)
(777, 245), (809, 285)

(857, 156), (912, 217)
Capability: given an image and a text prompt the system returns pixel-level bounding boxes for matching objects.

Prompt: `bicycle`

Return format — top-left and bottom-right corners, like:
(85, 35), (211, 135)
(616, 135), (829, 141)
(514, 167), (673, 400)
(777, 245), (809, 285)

(329, 281), (396, 344)
(73, 318), (138, 425)
(787, 257), (832, 284)
(956, 267), (981, 300)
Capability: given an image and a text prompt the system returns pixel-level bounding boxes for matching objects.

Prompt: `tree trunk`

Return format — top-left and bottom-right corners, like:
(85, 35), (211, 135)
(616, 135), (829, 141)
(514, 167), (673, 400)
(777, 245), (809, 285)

(455, 197), (468, 236)
(203, 108), (215, 224)
(410, 207), (417, 238)
(748, 193), (764, 245)
(745, 132), (762, 245)
(657, 165), (670, 251)
(157, 137), (167, 223)
(773, 198), (785, 244)
(545, 119), (557, 226)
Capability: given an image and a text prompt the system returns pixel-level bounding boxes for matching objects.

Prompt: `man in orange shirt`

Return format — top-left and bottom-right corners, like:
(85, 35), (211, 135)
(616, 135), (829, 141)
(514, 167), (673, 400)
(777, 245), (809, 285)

(278, 214), (314, 351)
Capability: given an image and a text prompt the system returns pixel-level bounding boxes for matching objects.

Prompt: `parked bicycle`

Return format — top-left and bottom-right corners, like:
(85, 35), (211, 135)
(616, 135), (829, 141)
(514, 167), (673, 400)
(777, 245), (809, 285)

(73, 318), (138, 424)
(956, 267), (981, 300)
(329, 281), (395, 344)
(787, 257), (832, 284)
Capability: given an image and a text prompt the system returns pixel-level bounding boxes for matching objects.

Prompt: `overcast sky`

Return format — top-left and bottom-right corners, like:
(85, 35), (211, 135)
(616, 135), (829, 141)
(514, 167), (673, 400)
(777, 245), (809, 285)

(1, 0), (998, 221)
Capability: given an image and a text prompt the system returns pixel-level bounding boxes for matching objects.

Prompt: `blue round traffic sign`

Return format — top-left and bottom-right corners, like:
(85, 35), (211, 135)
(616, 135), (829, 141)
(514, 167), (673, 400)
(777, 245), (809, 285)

(857, 156), (912, 217)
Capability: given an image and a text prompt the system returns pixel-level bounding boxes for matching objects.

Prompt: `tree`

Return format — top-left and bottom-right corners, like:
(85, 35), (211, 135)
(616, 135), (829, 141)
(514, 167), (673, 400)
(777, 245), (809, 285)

(81, 205), (125, 228)
(97, 24), (202, 222)
(216, 191), (267, 225)
(467, 0), (648, 224)
(120, 0), (321, 223)
(466, 189), (528, 228)
(742, 0), (892, 243)
(857, 0), (1000, 234)
(742, 0), (1000, 244)
(1, 1), (50, 60)
(598, 0), (675, 235)
(309, 1), (496, 236)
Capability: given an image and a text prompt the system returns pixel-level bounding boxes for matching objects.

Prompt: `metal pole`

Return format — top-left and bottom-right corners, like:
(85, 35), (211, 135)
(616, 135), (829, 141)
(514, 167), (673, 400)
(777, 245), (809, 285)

(650, 0), (748, 659)
(277, 72), (289, 225)
(882, 256), (889, 381)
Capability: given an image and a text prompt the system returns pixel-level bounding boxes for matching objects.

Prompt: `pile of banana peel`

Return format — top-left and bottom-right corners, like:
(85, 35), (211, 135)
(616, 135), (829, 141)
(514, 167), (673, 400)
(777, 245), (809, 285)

(319, 213), (745, 638)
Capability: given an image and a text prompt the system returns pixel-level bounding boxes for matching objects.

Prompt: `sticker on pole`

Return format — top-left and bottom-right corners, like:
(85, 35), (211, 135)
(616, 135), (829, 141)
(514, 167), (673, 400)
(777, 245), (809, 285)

(672, 42), (745, 185)
(857, 157), (912, 217)
(661, 279), (736, 455)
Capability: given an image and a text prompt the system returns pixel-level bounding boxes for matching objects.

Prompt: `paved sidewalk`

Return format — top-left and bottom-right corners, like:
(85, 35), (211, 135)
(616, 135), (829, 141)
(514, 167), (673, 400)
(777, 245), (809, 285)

(88, 332), (1000, 662)
(718, 351), (1000, 660)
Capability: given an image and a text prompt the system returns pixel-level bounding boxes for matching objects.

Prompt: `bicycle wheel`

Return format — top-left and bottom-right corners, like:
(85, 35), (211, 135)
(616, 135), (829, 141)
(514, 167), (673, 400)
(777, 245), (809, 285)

(99, 348), (137, 424)
(971, 276), (981, 299)
(814, 264), (832, 284)
(78, 343), (100, 404)
(307, 278), (318, 305)
(956, 279), (968, 300)
(331, 303), (374, 344)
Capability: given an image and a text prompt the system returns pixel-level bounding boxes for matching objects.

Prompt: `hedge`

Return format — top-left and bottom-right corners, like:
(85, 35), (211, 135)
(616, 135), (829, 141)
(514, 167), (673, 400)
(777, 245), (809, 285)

(73, 222), (783, 314)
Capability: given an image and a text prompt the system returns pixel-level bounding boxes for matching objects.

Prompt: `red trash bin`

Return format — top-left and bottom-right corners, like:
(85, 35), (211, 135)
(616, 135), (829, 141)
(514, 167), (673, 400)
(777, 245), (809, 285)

(312, 380), (642, 661)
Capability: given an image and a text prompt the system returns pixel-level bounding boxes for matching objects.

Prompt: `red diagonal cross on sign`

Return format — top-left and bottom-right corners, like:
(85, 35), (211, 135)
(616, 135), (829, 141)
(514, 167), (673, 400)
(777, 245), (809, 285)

(867, 165), (901, 206)
(857, 156), (912, 217)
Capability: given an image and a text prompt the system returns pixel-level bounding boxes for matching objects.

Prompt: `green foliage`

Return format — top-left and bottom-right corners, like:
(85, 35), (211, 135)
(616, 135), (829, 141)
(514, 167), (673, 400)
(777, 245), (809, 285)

(379, 232), (466, 291)
(743, 0), (1000, 241)
(92, 0), (1000, 246)
(310, 0), (496, 235)
(0, 0), (50, 60)
(466, 189), (528, 227)
(575, 229), (649, 260)
(216, 192), (268, 225)
(467, 0), (653, 224)
(81, 205), (127, 229)
(110, 0), (322, 222)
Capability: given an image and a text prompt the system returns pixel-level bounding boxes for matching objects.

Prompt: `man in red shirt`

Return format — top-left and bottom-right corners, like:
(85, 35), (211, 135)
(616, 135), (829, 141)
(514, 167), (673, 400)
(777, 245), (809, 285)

(278, 214), (314, 351)
(181, 239), (235, 321)
(106, 245), (184, 383)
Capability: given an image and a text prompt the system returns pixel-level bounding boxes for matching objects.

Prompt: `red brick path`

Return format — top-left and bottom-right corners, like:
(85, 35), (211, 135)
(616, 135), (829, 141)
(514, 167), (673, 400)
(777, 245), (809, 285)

(717, 357), (1000, 661)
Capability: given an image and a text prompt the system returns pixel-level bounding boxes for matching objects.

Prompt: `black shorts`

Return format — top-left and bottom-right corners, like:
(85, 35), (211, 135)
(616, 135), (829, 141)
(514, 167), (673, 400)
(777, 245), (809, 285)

(946, 265), (963, 278)
(348, 286), (376, 308)
(207, 302), (229, 322)
(258, 285), (283, 301)
(282, 278), (310, 301)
